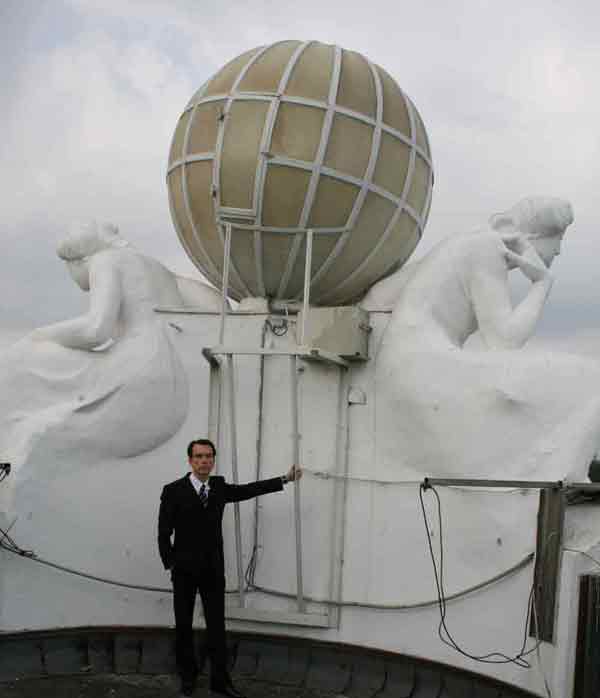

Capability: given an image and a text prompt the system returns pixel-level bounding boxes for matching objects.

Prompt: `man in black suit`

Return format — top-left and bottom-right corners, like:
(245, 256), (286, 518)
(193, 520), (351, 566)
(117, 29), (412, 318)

(158, 438), (302, 697)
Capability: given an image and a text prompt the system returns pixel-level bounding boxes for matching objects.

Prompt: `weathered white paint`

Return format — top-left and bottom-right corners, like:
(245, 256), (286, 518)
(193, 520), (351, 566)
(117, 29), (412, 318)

(0, 222), (222, 480)
(2, 203), (600, 697)
(363, 196), (600, 485)
(0, 307), (579, 696)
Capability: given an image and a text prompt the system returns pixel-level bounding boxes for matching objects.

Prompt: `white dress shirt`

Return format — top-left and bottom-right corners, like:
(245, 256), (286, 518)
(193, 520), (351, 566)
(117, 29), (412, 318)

(189, 472), (210, 495)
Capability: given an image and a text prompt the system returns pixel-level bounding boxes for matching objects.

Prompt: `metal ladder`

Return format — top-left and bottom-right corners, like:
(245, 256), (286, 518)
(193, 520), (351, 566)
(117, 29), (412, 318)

(201, 224), (350, 628)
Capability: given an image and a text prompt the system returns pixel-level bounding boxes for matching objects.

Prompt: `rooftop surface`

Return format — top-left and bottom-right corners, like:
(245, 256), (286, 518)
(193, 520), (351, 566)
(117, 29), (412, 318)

(0, 674), (338, 698)
(0, 628), (535, 698)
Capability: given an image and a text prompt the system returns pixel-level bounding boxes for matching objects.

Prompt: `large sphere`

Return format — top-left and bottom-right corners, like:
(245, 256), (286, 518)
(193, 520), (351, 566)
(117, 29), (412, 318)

(167, 40), (433, 304)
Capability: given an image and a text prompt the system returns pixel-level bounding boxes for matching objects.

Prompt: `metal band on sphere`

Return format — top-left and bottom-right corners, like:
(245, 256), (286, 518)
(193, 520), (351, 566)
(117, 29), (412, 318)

(167, 40), (434, 305)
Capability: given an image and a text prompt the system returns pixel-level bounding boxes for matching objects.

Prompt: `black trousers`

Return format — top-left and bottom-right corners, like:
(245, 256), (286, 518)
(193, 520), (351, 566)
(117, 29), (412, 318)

(172, 567), (228, 686)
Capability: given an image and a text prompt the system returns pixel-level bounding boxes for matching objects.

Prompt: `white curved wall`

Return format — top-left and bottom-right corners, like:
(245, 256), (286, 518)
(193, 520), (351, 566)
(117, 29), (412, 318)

(0, 311), (570, 696)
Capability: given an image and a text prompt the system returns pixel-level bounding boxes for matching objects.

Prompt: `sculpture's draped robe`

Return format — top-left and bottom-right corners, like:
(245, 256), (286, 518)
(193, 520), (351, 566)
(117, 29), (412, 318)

(0, 249), (189, 483)
(370, 233), (600, 484)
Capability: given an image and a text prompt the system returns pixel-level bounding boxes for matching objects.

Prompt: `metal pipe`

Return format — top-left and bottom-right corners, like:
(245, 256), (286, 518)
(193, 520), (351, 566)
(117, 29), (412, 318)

(207, 362), (222, 463)
(423, 477), (564, 489)
(226, 353), (245, 607)
(299, 229), (313, 346)
(289, 355), (305, 612)
(328, 367), (350, 628)
(219, 222), (232, 346)
(562, 482), (600, 492)
(248, 321), (268, 588)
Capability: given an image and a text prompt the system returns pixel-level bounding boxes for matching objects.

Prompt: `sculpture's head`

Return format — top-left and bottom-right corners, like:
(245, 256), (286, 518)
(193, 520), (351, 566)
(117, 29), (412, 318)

(490, 196), (574, 267)
(57, 221), (127, 290)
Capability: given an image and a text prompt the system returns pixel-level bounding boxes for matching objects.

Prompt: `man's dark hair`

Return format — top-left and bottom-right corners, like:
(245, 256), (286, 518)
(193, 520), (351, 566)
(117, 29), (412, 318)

(187, 439), (217, 458)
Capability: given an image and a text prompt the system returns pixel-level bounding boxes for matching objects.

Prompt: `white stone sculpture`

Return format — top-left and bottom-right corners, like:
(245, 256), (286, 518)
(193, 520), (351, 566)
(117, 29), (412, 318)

(0, 222), (222, 482)
(369, 196), (600, 482)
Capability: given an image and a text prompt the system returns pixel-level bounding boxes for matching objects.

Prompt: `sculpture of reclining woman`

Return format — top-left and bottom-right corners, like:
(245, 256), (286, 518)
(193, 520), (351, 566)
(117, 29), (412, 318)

(366, 196), (600, 482)
(0, 221), (222, 480)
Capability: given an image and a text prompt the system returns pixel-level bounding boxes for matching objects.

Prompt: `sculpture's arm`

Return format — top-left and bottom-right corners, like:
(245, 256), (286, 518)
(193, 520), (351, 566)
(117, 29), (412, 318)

(468, 240), (553, 350)
(32, 254), (121, 350)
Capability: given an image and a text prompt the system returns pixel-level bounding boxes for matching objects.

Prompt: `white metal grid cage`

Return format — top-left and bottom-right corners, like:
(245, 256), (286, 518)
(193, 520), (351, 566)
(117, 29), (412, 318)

(167, 40), (434, 305)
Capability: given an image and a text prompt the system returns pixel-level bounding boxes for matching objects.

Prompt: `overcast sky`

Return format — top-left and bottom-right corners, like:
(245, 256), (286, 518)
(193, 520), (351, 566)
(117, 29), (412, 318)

(1, 0), (600, 348)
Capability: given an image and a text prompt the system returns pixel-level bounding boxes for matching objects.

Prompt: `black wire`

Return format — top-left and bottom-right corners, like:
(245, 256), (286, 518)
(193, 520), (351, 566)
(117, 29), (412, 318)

(419, 483), (541, 669)
(0, 463), (11, 483)
(244, 543), (259, 590)
(265, 318), (288, 337)
(0, 482), (544, 627)
(0, 522), (34, 557)
(420, 484), (541, 667)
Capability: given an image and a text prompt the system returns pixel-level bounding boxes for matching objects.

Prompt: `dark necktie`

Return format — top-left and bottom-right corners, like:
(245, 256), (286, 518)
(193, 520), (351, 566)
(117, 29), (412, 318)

(199, 484), (208, 508)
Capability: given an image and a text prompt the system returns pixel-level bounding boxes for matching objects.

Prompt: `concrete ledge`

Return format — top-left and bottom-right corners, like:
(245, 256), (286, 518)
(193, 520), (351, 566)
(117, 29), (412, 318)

(139, 633), (176, 674)
(114, 633), (142, 674)
(0, 638), (43, 681)
(88, 633), (113, 673)
(380, 655), (415, 696)
(0, 627), (536, 697)
(42, 636), (87, 675)
(306, 647), (352, 693)
(343, 654), (385, 697)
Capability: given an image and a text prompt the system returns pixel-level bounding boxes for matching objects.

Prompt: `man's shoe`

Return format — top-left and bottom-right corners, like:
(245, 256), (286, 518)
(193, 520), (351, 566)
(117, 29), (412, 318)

(210, 682), (245, 698)
(180, 678), (196, 696)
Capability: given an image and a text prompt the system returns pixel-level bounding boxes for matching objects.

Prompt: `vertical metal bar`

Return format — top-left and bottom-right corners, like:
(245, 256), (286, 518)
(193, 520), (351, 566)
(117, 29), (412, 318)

(299, 229), (313, 346)
(215, 365), (223, 470)
(530, 488), (564, 642)
(207, 360), (222, 457)
(289, 354), (305, 612)
(289, 228), (312, 613)
(219, 222), (232, 346)
(328, 366), (350, 628)
(226, 353), (245, 607)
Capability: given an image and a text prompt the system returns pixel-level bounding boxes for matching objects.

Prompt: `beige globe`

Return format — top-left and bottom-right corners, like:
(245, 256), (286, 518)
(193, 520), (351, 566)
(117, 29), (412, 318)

(167, 40), (433, 305)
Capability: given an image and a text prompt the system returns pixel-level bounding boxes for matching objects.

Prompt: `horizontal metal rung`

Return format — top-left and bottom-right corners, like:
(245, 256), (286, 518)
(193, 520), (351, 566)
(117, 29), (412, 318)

(424, 477), (563, 489)
(225, 604), (330, 627)
(203, 346), (349, 368)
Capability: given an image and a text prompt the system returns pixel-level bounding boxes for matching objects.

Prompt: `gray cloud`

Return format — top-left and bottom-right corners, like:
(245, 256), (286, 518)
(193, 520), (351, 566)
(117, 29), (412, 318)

(1, 0), (600, 342)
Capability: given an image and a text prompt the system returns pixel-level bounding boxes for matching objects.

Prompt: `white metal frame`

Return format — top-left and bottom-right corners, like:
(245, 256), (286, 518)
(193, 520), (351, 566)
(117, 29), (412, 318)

(178, 93), (432, 169)
(275, 45), (343, 299)
(315, 73), (421, 303)
(203, 227), (349, 627)
(181, 83), (222, 285)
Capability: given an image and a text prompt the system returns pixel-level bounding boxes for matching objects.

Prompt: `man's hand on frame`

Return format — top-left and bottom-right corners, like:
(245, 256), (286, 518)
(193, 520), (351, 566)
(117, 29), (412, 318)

(286, 464), (302, 482)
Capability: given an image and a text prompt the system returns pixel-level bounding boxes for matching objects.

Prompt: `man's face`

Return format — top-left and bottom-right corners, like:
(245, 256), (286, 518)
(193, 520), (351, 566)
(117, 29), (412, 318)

(189, 444), (215, 480)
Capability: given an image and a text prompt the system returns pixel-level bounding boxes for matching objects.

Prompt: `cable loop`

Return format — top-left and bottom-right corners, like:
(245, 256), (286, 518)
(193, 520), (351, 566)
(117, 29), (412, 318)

(419, 482), (545, 670)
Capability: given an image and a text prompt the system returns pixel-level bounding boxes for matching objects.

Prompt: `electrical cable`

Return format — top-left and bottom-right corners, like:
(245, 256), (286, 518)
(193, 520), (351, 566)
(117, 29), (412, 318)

(0, 474), (542, 615)
(0, 462), (10, 483)
(0, 519), (28, 554)
(0, 524), (532, 610)
(245, 552), (532, 609)
(265, 318), (289, 337)
(419, 483), (542, 669)
(244, 320), (269, 595)
(563, 547), (600, 570)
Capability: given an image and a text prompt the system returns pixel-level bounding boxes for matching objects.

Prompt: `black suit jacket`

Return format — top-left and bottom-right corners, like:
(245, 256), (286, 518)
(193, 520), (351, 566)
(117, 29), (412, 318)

(158, 473), (284, 577)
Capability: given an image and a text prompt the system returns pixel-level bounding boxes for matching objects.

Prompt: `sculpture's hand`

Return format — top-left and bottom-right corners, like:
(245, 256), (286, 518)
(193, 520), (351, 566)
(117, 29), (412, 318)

(503, 238), (552, 284)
